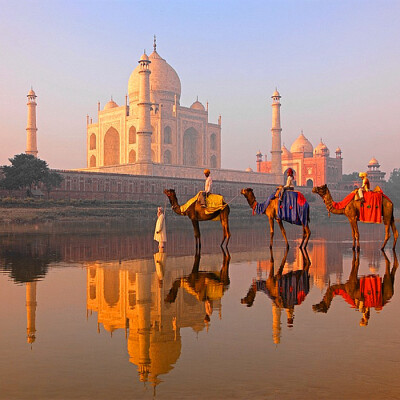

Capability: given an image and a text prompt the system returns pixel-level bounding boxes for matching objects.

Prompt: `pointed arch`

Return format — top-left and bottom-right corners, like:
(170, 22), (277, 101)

(104, 127), (120, 166)
(90, 133), (96, 150)
(129, 150), (136, 163)
(210, 155), (217, 168)
(183, 127), (199, 166)
(90, 155), (96, 167)
(164, 150), (172, 164)
(164, 126), (172, 144)
(210, 133), (216, 150)
(129, 126), (136, 144)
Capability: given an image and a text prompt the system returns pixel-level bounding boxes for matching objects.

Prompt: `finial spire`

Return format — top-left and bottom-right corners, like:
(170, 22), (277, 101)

(153, 35), (157, 52)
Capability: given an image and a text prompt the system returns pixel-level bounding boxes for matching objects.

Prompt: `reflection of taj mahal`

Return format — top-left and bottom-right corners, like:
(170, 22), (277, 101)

(86, 38), (221, 173)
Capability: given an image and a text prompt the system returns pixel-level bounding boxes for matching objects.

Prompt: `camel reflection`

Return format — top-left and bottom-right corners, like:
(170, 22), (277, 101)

(86, 248), (230, 389)
(241, 248), (311, 343)
(165, 248), (230, 328)
(313, 250), (398, 326)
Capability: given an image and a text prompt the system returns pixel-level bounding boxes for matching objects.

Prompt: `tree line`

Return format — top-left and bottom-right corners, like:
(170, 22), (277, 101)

(0, 154), (63, 198)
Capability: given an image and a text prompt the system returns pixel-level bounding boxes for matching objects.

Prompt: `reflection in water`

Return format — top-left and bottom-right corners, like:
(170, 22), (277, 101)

(241, 248), (311, 343)
(86, 248), (230, 389)
(313, 250), (398, 326)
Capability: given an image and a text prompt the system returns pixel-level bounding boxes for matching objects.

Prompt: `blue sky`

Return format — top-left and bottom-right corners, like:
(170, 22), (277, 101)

(1, 0), (399, 174)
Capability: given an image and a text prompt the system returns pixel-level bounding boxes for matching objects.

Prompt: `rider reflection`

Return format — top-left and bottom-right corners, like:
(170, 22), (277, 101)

(165, 248), (230, 329)
(313, 250), (398, 326)
(241, 248), (311, 343)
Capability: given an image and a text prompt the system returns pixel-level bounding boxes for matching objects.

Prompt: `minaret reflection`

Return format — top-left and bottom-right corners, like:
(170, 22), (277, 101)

(86, 248), (230, 387)
(241, 248), (311, 344)
(26, 281), (37, 344)
(313, 250), (398, 326)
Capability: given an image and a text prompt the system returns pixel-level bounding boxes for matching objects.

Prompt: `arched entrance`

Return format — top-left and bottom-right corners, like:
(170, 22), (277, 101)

(164, 150), (172, 164)
(104, 127), (120, 166)
(306, 179), (313, 187)
(210, 155), (217, 168)
(129, 150), (136, 163)
(90, 155), (96, 167)
(283, 167), (297, 185)
(90, 133), (96, 150)
(183, 127), (199, 166)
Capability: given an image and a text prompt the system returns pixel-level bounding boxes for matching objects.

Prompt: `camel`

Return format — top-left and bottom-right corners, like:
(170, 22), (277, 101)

(313, 249), (398, 326)
(312, 184), (398, 250)
(164, 189), (231, 249)
(241, 188), (311, 249)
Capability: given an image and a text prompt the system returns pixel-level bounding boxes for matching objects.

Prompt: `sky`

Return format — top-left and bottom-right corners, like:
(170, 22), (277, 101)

(1, 0), (400, 175)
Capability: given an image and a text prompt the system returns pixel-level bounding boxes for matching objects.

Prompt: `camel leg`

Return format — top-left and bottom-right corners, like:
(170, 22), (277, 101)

(220, 210), (231, 248)
(381, 222), (391, 250)
(303, 224), (311, 249)
(268, 216), (275, 249)
(391, 220), (398, 249)
(191, 219), (201, 250)
(277, 219), (289, 249)
(349, 218), (359, 251)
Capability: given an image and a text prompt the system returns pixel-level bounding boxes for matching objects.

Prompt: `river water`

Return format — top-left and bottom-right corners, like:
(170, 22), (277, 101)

(0, 221), (399, 399)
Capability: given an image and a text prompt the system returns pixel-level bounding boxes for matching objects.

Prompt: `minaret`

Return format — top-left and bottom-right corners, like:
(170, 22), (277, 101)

(26, 281), (37, 344)
(136, 52), (153, 164)
(270, 89), (282, 179)
(26, 88), (38, 157)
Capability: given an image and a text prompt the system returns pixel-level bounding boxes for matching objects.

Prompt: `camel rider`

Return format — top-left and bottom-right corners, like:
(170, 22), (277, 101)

(199, 169), (212, 207)
(277, 168), (295, 200)
(358, 172), (370, 203)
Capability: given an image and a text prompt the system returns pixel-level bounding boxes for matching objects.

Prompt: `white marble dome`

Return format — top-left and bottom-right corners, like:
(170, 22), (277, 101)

(128, 50), (181, 103)
(290, 132), (313, 155)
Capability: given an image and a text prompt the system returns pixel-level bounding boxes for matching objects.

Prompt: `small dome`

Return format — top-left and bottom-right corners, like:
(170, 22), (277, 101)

(281, 144), (291, 157)
(335, 147), (342, 153)
(256, 150), (262, 157)
(190, 99), (205, 111)
(140, 53), (149, 61)
(368, 157), (379, 166)
(245, 167), (253, 172)
(104, 99), (118, 110)
(290, 132), (313, 155)
(28, 88), (36, 96)
(272, 89), (280, 97)
(314, 140), (330, 157)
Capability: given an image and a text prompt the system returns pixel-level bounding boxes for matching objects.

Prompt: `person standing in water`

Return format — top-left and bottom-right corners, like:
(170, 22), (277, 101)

(154, 207), (166, 251)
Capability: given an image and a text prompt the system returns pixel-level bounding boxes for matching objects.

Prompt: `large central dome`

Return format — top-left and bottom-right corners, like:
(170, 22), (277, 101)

(290, 132), (313, 156)
(128, 50), (181, 103)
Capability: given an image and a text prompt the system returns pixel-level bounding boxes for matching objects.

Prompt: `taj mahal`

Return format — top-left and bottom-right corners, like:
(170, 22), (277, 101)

(22, 38), (387, 195)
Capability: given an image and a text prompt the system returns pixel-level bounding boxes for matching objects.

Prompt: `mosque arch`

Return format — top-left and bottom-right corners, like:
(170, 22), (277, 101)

(210, 133), (217, 150)
(306, 179), (314, 187)
(164, 150), (172, 164)
(129, 150), (136, 163)
(90, 155), (96, 167)
(129, 126), (136, 144)
(151, 125), (156, 143)
(103, 270), (120, 307)
(90, 133), (96, 150)
(210, 155), (217, 168)
(283, 167), (297, 185)
(164, 126), (172, 144)
(183, 127), (200, 166)
(104, 127), (120, 166)
(151, 150), (156, 162)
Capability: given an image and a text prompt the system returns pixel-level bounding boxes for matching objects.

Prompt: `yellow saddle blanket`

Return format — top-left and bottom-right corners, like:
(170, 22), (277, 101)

(180, 192), (227, 217)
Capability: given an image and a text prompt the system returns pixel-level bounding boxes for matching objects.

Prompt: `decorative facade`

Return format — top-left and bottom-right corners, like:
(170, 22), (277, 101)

(86, 40), (221, 172)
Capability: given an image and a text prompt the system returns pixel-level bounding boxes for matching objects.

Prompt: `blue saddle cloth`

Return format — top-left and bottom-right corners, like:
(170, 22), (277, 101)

(278, 191), (309, 226)
(254, 193), (275, 215)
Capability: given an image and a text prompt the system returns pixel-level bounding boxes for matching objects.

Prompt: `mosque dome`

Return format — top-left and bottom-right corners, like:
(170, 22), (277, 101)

(281, 144), (291, 157)
(245, 167), (253, 172)
(128, 49), (181, 103)
(104, 99), (119, 110)
(190, 99), (205, 111)
(272, 89), (280, 97)
(314, 140), (330, 157)
(140, 52), (149, 61)
(28, 88), (36, 96)
(290, 132), (313, 155)
(335, 147), (342, 153)
(368, 157), (379, 166)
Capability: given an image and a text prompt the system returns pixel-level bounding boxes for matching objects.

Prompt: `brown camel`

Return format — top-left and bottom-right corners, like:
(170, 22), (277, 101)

(312, 184), (398, 250)
(241, 188), (311, 249)
(164, 188), (231, 249)
(313, 249), (398, 326)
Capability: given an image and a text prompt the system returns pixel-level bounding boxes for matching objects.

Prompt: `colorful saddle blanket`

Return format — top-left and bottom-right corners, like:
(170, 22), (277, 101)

(359, 191), (383, 223)
(278, 191), (309, 226)
(180, 192), (227, 218)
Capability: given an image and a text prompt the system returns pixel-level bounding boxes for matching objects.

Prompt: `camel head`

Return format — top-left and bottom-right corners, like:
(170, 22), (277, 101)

(312, 184), (328, 197)
(241, 188), (256, 206)
(163, 189), (177, 203)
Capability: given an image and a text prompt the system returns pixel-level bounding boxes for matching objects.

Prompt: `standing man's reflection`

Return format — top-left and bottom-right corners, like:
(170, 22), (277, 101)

(313, 250), (398, 326)
(241, 248), (311, 343)
(165, 248), (230, 327)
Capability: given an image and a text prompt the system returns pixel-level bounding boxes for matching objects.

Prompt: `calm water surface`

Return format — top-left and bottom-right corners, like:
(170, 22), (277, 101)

(1, 222), (399, 399)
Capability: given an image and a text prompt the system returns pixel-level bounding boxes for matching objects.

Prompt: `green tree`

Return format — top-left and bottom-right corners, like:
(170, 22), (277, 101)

(42, 170), (64, 198)
(0, 154), (62, 197)
(386, 168), (400, 206)
(342, 171), (359, 182)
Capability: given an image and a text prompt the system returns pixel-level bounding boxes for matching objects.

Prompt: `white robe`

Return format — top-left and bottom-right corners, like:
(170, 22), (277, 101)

(154, 214), (166, 243)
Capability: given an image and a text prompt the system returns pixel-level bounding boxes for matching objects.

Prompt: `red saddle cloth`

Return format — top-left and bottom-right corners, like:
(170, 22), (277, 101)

(359, 191), (382, 223)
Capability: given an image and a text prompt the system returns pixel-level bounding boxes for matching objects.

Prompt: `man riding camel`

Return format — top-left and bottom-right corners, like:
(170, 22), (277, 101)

(199, 169), (212, 207)
(358, 172), (370, 203)
(277, 168), (295, 200)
